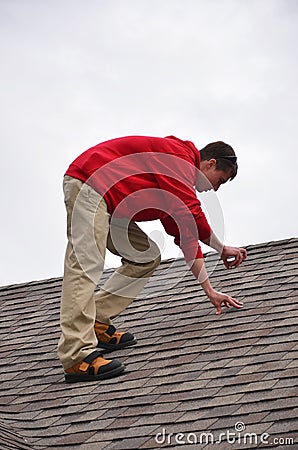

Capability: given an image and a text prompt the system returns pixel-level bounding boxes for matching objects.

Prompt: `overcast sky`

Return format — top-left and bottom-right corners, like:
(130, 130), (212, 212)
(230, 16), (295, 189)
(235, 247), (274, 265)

(1, 0), (297, 286)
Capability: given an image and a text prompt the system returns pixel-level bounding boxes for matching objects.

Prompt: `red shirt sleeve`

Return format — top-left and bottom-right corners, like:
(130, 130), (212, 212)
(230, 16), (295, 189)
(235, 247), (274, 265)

(146, 148), (212, 262)
(161, 211), (211, 261)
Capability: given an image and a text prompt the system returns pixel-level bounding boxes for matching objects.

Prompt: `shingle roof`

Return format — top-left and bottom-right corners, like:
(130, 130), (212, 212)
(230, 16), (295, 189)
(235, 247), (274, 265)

(0, 421), (32, 450)
(0, 237), (298, 449)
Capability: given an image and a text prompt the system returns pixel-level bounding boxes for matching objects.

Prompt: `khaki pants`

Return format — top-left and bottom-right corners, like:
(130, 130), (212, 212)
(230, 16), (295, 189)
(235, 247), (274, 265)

(58, 175), (161, 370)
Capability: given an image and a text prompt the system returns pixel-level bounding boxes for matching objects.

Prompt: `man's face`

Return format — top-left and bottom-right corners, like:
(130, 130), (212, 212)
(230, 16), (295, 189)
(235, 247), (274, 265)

(196, 159), (233, 192)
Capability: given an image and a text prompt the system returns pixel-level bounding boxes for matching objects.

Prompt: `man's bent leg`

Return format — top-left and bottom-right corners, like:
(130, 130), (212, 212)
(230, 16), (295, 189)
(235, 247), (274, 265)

(94, 220), (161, 324)
(58, 176), (111, 370)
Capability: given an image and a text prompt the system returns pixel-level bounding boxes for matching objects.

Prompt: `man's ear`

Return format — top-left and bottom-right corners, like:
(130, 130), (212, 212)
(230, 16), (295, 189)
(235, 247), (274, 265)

(208, 158), (217, 168)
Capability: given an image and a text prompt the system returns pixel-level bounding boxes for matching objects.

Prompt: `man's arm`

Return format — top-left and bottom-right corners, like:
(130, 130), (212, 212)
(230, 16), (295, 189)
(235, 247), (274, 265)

(189, 258), (244, 315)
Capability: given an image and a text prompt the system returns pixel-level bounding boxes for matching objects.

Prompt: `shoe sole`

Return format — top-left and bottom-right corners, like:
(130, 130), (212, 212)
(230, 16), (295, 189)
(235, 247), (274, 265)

(64, 364), (125, 383)
(97, 338), (137, 352)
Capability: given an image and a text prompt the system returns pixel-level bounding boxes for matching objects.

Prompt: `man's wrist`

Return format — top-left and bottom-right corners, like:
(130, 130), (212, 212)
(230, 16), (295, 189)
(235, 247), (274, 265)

(201, 279), (214, 298)
(208, 233), (224, 255)
(221, 244), (227, 257)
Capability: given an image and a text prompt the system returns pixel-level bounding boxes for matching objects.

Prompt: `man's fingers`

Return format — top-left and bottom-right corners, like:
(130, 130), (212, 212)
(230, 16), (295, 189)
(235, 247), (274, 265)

(234, 249), (247, 267)
(229, 250), (246, 268)
(212, 292), (244, 315)
(240, 248), (247, 259)
(222, 247), (247, 270)
(215, 305), (222, 315)
(234, 252), (244, 267)
(225, 256), (237, 269)
(227, 296), (244, 309)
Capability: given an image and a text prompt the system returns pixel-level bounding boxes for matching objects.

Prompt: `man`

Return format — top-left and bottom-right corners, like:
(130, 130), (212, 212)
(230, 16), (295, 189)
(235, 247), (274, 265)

(58, 135), (247, 382)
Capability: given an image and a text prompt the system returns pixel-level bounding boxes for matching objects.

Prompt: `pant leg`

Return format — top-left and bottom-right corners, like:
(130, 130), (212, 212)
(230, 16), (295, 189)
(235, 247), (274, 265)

(94, 219), (161, 324)
(58, 176), (111, 370)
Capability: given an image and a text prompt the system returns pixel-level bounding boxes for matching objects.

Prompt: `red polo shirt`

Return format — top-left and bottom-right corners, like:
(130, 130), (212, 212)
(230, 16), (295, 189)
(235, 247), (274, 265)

(65, 135), (212, 261)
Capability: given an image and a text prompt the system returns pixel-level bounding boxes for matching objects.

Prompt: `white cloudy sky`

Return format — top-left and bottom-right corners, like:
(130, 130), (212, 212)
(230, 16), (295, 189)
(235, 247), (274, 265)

(1, 0), (297, 286)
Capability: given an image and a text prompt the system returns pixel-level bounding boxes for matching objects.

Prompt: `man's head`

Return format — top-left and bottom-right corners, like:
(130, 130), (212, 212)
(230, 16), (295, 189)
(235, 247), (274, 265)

(197, 141), (238, 192)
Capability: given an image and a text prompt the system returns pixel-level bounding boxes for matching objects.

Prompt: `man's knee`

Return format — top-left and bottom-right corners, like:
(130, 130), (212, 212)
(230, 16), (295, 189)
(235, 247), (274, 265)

(145, 242), (161, 272)
(146, 242), (161, 270)
(129, 242), (161, 271)
(152, 251), (161, 268)
(135, 251), (161, 278)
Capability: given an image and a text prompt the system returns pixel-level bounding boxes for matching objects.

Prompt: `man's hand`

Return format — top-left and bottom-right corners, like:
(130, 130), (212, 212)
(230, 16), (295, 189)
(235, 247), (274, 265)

(221, 245), (247, 269)
(189, 257), (245, 315)
(209, 289), (244, 315)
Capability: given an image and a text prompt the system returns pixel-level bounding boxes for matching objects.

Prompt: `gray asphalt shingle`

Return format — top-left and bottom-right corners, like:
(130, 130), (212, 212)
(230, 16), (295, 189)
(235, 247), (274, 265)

(0, 237), (297, 449)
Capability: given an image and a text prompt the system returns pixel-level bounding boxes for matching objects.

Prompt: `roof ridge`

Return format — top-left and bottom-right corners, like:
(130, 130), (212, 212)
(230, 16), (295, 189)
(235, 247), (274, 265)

(0, 237), (297, 290)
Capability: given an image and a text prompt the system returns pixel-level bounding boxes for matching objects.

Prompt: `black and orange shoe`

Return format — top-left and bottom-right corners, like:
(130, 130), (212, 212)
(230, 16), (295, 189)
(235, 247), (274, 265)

(64, 350), (125, 383)
(95, 322), (137, 352)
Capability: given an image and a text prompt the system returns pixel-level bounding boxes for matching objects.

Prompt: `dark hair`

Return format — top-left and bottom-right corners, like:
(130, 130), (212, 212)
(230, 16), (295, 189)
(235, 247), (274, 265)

(200, 141), (238, 180)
